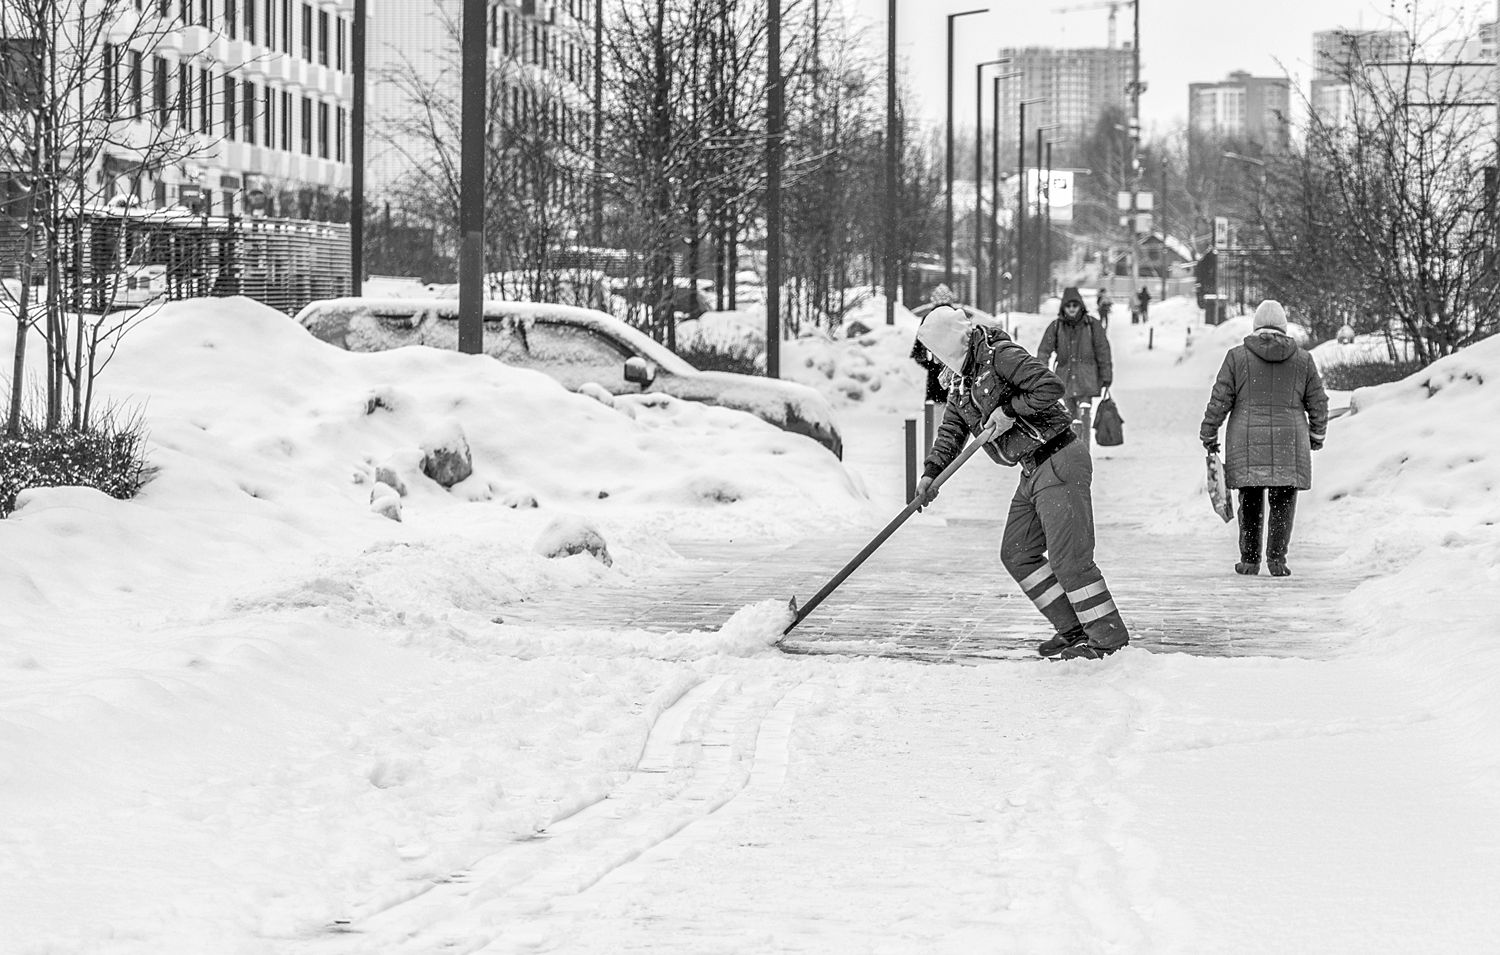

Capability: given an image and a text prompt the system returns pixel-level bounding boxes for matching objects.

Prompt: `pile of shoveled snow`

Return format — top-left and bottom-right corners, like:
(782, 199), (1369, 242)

(0, 297), (868, 628)
(1304, 335), (1500, 778)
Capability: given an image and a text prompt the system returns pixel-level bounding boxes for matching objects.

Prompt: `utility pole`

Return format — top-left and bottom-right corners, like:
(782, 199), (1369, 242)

(1126, 0), (1143, 302)
(945, 8), (989, 293)
(1016, 98), (1045, 312)
(457, 0), (485, 354)
(767, 0), (783, 377)
(1160, 160), (1168, 302)
(350, 0), (364, 295)
(990, 75), (1001, 315)
(974, 59), (1006, 310)
(593, 0), (604, 246)
(885, 0), (897, 323)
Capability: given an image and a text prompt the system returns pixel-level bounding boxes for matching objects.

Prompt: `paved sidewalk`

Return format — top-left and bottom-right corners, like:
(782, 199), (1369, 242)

(511, 394), (1367, 663)
(510, 494), (1364, 663)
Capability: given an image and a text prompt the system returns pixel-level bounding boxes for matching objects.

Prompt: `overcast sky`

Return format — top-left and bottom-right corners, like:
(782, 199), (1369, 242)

(841, 0), (1492, 136)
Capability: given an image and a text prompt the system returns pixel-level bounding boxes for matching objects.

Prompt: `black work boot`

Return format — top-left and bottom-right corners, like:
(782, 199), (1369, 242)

(1037, 627), (1088, 658)
(1235, 562), (1260, 575)
(1058, 642), (1119, 660)
(1267, 560), (1291, 577)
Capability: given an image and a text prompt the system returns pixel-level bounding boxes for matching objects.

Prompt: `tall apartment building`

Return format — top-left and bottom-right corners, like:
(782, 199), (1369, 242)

(1188, 71), (1290, 153)
(1310, 28), (1407, 128)
(83, 0), (354, 217)
(366, 0), (592, 208)
(993, 45), (1132, 165)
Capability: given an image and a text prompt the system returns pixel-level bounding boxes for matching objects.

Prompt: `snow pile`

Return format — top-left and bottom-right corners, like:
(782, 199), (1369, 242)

(1297, 335), (1500, 775)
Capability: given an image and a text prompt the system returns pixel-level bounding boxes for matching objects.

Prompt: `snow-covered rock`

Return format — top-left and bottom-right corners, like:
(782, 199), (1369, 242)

(533, 514), (612, 566)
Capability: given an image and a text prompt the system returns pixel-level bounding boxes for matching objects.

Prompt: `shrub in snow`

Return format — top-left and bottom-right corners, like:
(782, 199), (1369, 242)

(675, 338), (763, 375)
(534, 515), (612, 566)
(420, 424), (473, 488)
(1320, 357), (1427, 392)
(0, 414), (150, 518)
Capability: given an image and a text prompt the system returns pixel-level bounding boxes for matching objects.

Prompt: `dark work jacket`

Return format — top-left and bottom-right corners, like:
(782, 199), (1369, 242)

(922, 326), (1073, 478)
(1037, 312), (1113, 399)
(1199, 330), (1330, 489)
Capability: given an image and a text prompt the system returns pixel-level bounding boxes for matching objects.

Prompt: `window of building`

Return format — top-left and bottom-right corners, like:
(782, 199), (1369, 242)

(263, 83), (275, 145)
(317, 100), (329, 157)
(242, 0), (254, 43)
(172, 60), (185, 127)
(263, 0), (272, 48)
(200, 66), (211, 132)
(201, 0), (212, 27)
(301, 2), (312, 61)
(242, 80), (255, 142)
(224, 75), (236, 139)
(180, 0), (191, 24)
(317, 10), (329, 66)
(501, 12), (511, 55)
(281, 89), (291, 150)
(131, 50), (144, 118)
(300, 95), (312, 154)
(281, 0), (291, 53)
(103, 44), (118, 117)
(336, 105), (346, 162)
(336, 16), (345, 71)
(226, 0), (237, 39)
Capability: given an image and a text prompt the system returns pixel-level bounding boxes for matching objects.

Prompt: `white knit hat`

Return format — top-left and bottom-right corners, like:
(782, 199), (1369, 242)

(915, 305), (973, 373)
(1253, 300), (1288, 331)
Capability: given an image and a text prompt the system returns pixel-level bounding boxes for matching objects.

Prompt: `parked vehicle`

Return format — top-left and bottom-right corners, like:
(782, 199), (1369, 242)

(295, 297), (844, 458)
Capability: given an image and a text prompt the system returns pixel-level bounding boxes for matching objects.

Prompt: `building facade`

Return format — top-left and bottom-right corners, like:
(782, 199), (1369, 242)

(993, 45), (1133, 164)
(1310, 28), (1408, 129)
(365, 0), (592, 208)
(1188, 71), (1290, 152)
(91, 0), (355, 217)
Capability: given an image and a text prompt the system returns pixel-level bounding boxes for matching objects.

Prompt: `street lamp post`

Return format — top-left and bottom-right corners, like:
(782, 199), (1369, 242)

(1032, 122), (1061, 309)
(974, 58), (1008, 310)
(1044, 135), (1066, 303)
(767, 0), (783, 377)
(1016, 97), (1045, 313)
(350, 0), (365, 295)
(945, 7), (989, 293)
(457, 0), (486, 354)
(990, 71), (1021, 315)
(885, 0), (897, 323)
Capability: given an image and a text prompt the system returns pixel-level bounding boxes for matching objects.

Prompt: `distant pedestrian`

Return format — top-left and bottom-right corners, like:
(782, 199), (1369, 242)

(1096, 289), (1112, 329)
(1036, 287), (1113, 440)
(1135, 285), (1151, 324)
(1199, 300), (1329, 577)
(910, 305), (1130, 660)
(910, 284), (958, 404)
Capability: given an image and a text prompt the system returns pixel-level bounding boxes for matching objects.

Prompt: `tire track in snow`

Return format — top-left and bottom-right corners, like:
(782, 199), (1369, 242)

(312, 673), (812, 954)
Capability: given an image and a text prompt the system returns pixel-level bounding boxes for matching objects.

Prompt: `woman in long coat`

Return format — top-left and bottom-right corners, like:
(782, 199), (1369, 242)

(1199, 300), (1329, 577)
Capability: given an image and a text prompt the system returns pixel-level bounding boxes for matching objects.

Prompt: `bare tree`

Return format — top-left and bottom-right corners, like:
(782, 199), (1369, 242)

(1250, 12), (1499, 357)
(2, 0), (218, 435)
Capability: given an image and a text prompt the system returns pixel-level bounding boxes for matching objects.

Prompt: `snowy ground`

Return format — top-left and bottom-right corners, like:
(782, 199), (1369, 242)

(2, 295), (1498, 953)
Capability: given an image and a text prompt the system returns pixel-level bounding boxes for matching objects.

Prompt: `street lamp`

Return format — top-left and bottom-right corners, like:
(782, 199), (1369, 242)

(884, 0), (897, 323)
(989, 70), (1022, 315)
(944, 7), (989, 292)
(974, 58), (1009, 310)
(1016, 96), (1045, 313)
(1033, 120), (1061, 310)
(1044, 135), (1067, 303)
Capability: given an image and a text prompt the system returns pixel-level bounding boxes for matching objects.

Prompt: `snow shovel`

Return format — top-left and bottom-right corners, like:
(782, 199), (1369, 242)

(782, 422), (1000, 637)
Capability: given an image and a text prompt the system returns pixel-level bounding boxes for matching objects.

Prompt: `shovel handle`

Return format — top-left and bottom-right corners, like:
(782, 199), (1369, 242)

(783, 422), (999, 636)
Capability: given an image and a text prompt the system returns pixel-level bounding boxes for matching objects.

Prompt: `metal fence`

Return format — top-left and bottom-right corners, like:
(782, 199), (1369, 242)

(0, 210), (351, 316)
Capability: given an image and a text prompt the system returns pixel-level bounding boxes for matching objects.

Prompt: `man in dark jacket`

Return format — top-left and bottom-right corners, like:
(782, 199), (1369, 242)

(911, 305), (1130, 659)
(1036, 287), (1113, 439)
(1200, 300), (1329, 577)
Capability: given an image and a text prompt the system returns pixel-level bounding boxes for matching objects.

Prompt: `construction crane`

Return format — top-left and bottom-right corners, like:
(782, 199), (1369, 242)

(1053, 0), (1131, 49)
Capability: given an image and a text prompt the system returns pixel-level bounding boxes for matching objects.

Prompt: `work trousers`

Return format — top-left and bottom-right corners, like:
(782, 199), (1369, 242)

(999, 441), (1129, 650)
(1237, 486), (1298, 563)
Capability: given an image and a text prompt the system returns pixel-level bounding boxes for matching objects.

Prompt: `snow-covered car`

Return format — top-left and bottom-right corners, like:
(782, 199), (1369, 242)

(295, 297), (844, 458)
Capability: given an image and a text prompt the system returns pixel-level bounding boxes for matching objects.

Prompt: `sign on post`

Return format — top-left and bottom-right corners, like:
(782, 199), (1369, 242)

(1214, 216), (1230, 249)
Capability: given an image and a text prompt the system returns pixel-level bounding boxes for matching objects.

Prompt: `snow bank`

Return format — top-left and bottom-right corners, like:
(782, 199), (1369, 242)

(1307, 334), (1500, 777)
